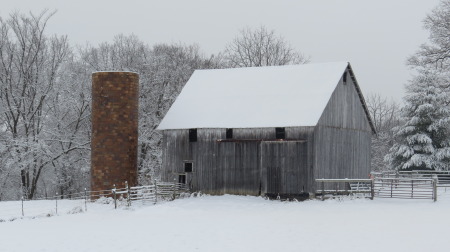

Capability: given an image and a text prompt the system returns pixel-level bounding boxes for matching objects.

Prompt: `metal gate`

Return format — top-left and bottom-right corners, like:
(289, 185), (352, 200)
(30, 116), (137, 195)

(373, 177), (437, 201)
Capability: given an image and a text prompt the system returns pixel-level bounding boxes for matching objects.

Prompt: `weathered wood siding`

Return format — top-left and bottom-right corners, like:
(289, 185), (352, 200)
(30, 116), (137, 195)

(285, 127), (315, 193)
(161, 129), (190, 182)
(161, 129), (225, 194)
(161, 127), (315, 195)
(262, 141), (308, 195)
(314, 71), (372, 191)
(218, 141), (260, 195)
(191, 129), (224, 194)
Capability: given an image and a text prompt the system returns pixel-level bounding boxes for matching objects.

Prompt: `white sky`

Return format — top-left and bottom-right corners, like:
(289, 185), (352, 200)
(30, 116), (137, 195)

(1, 0), (441, 103)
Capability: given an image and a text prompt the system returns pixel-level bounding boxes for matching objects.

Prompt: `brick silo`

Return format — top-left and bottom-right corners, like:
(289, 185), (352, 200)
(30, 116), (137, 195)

(91, 72), (139, 193)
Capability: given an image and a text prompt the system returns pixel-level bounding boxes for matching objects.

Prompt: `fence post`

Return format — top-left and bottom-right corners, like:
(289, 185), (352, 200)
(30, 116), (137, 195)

(370, 179), (374, 200)
(21, 196), (24, 217)
(411, 180), (414, 199)
(390, 179), (393, 198)
(344, 178), (349, 195)
(55, 192), (58, 215)
(154, 179), (158, 205)
(172, 180), (176, 200)
(432, 175), (438, 202)
(84, 188), (87, 212)
(112, 184), (117, 209)
(321, 180), (325, 201)
(125, 181), (131, 207)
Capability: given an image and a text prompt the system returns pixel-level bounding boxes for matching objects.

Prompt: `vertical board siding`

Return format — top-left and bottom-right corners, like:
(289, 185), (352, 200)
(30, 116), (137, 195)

(313, 73), (372, 192)
(262, 141), (308, 195)
(318, 74), (372, 132)
(192, 129), (224, 194)
(162, 127), (315, 195)
(161, 129), (190, 182)
(314, 126), (371, 180)
(233, 128), (275, 140)
(286, 127), (315, 193)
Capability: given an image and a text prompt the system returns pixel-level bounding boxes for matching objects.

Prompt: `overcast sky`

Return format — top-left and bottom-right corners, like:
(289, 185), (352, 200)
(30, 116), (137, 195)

(2, 0), (442, 103)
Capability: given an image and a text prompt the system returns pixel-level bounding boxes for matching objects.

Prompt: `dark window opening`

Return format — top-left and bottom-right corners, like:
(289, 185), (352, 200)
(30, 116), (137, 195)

(185, 162), (193, 173)
(189, 129), (197, 142)
(178, 174), (186, 184)
(343, 72), (347, 84)
(276, 127), (285, 139)
(226, 128), (233, 139)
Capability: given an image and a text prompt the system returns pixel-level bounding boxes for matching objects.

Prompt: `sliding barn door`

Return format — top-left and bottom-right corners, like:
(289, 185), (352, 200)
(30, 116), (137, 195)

(261, 141), (307, 196)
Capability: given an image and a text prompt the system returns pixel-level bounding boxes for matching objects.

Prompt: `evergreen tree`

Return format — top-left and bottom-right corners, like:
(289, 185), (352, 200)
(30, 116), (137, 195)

(385, 70), (450, 170)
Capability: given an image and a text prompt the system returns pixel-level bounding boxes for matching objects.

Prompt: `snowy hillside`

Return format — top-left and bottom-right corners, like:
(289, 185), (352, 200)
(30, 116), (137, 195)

(1, 191), (450, 252)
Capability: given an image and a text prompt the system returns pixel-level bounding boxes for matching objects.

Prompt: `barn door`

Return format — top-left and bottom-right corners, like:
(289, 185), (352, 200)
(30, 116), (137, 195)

(218, 141), (260, 195)
(261, 141), (307, 197)
(261, 142), (282, 196)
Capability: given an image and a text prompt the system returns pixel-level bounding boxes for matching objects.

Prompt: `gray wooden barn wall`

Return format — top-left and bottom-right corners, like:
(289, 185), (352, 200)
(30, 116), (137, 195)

(261, 141), (308, 195)
(161, 127), (315, 195)
(313, 72), (372, 191)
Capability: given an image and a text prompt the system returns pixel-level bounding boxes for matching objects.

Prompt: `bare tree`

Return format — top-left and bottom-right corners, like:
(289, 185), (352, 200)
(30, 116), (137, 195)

(0, 11), (87, 199)
(41, 56), (91, 197)
(367, 94), (401, 133)
(408, 0), (450, 71)
(224, 26), (309, 68)
(365, 94), (402, 171)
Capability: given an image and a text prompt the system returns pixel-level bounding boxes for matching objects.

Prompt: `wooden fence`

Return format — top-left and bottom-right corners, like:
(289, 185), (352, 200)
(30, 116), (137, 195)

(130, 182), (189, 202)
(112, 181), (189, 208)
(1, 182), (190, 220)
(315, 179), (374, 200)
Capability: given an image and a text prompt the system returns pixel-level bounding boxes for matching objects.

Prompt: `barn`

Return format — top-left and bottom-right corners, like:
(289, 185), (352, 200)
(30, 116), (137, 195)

(157, 62), (376, 198)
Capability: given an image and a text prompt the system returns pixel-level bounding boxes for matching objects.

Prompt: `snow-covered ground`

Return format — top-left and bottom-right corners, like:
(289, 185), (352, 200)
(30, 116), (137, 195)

(1, 190), (450, 252)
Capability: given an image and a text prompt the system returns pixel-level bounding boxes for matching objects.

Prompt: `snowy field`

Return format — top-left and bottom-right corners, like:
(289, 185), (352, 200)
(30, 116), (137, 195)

(1, 190), (450, 252)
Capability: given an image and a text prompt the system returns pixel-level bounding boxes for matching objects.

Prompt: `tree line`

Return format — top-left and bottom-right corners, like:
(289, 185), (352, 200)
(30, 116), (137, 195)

(0, 11), (306, 200)
(385, 0), (450, 171)
(371, 0), (450, 172)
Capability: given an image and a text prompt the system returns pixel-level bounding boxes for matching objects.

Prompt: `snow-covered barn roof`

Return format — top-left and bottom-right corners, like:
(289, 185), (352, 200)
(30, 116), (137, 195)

(158, 62), (374, 131)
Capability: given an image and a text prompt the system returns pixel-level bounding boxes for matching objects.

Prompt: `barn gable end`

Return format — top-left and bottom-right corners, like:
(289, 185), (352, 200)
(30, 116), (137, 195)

(317, 66), (373, 132)
(314, 67), (372, 188)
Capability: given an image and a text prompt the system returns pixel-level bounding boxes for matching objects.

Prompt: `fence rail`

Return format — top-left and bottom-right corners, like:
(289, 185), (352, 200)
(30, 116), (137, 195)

(372, 170), (450, 187)
(316, 176), (438, 201)
(315, 179), (374, 200)
(111, 181), (189, 208)
(127, 182), (188, 204)
(0, 181), (190, 221)
(373, 177), (437, 201)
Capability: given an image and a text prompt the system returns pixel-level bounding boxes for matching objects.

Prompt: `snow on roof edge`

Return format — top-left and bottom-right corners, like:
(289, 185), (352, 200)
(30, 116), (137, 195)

(345, 63), (376, 134)
(157, 62), (350, 130)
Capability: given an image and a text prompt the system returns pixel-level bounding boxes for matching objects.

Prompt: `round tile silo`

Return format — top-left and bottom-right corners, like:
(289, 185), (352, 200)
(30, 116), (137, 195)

(91, 72), (139, 193)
